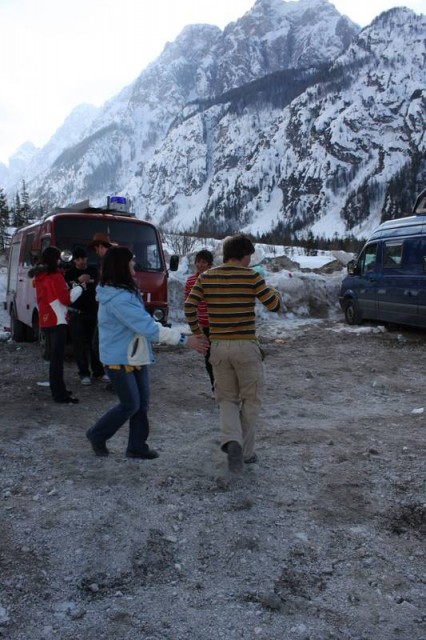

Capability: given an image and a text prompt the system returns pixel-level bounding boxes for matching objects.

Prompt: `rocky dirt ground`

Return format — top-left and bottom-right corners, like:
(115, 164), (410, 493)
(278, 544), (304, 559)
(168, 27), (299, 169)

(1, 318), (426, 640)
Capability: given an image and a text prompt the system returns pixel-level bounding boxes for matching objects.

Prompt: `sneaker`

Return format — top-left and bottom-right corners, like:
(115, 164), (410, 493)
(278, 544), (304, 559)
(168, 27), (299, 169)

(86, 432), (109, 457)
(244, 454), (258, 464)
(93, 373), (110, 383)
(226, 441), (243, 473)
(80, 377), (92, 386)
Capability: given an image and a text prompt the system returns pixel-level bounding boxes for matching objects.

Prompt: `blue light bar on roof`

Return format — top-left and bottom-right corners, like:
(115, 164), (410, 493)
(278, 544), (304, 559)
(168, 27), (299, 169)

(109, 195), (127, 212)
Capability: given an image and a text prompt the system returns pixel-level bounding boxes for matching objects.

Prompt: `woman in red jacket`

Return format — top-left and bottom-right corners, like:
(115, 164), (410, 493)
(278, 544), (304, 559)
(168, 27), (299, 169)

(30, 246), (84, 404)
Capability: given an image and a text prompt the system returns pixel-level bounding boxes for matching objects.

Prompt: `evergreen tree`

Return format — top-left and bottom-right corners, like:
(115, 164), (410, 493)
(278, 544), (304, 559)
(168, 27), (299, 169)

(20, 179), (31, 225)
(13, 192), (24, 227)
(0, 187), (10, 251)
(11, 181), (33, 227)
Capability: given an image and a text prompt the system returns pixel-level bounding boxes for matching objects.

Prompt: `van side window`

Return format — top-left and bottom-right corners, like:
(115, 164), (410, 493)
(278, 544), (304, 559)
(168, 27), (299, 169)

(383, 241), (403, 269)
(41, 237), (51, 254)
(401, 237), (426, 273)
(359, 243), (378, 275)
(22, 233), (35, 267)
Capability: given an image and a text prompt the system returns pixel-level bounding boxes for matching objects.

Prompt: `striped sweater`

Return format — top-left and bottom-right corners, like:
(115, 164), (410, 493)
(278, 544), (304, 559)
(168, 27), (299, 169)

(184, 264), (281, 340)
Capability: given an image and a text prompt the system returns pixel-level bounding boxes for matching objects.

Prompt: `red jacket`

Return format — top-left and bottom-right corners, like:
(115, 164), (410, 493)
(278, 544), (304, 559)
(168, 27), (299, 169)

(34, 270), (80, 328)
(184, 272), (209, 327)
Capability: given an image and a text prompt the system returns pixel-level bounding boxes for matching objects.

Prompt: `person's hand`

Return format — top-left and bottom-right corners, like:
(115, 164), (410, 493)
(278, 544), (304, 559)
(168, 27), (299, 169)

(78, 274), (90, 284)
(270, 287), (284, 313)
(187, 334), (209, 355)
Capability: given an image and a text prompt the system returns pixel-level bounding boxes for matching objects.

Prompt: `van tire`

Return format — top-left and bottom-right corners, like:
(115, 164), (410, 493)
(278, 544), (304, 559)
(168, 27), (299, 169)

(32, 312), (49, 360)
(29, 312), (40, 343)
(10, 307), (27, 342)
(343, 299), (362, 325)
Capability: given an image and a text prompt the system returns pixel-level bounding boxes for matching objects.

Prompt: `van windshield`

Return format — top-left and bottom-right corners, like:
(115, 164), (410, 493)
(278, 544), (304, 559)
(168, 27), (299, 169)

(53, 217), (163, 272)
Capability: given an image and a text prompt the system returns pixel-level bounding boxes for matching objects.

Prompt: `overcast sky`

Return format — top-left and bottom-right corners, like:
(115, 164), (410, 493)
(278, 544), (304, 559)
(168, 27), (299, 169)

(0, 0), (424, 166)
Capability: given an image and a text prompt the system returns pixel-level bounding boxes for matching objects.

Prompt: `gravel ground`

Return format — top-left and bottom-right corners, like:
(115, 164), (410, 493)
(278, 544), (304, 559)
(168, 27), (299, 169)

(1, 319), (426, 640)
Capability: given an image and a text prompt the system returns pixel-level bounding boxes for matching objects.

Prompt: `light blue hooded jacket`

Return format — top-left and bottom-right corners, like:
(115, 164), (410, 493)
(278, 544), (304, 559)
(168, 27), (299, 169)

(96, 285), (186, 366)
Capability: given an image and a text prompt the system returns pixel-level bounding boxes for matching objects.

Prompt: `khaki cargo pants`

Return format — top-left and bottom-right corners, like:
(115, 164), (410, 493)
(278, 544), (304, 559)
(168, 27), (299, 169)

(210, 340), (264, 460)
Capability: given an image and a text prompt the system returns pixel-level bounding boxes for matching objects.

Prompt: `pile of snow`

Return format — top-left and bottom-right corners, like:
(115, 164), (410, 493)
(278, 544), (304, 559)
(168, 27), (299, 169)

(167, 243), (349, 330)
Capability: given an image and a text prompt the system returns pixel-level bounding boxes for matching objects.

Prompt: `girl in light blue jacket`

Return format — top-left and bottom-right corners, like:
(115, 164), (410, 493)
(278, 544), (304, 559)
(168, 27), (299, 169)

(86, 247), (208, 458)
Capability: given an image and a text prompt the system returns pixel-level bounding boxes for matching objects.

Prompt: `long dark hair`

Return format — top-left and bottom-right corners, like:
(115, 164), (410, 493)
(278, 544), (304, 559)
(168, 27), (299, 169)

(28, 245), (61, 278)
(100, 246), (138, 292)
(41, 246), (61, 273)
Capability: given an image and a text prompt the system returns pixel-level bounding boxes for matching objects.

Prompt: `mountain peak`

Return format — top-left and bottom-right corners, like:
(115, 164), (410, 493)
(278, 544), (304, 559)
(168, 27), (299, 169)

(5, 2), (425, 241)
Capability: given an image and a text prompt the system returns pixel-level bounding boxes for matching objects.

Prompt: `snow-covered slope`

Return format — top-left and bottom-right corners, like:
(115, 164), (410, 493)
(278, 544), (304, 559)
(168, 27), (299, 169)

(5, 0), (425, 239)
(4, 103), (99, 192)
(134, 6), (425, 238)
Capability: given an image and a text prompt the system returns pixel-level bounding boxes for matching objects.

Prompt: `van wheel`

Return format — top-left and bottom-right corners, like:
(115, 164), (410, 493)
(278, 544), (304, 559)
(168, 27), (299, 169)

(30, 312), (49, 360)
(343, 299), (362, 325)
(10, 307), (27, 342)
(25, 313), (38, 342)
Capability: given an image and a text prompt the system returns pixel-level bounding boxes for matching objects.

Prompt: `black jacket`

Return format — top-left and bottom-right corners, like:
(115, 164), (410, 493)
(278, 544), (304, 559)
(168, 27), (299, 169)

(65, 265), (99, 317)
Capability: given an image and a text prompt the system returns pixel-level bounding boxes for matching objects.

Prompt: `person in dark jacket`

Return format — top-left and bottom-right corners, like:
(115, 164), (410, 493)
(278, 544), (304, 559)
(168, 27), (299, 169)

(30, 246), (84, 404)
(65, 247), (105, 385)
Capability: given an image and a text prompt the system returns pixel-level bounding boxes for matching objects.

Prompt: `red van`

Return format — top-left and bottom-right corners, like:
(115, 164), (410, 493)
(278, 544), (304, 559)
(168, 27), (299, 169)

(6, 197), (178, 343)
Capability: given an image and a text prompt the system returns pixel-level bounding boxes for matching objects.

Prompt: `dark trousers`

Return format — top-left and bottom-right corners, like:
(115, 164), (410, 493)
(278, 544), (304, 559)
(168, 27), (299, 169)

(68, 311), (104, 378)
(87, 366), (150, 454)
(42, 325), (69, 401)
(202, 326), (214, 390)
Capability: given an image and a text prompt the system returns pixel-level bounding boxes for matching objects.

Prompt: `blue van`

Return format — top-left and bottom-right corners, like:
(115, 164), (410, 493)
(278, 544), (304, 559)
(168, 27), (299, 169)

(339, 189), (426, 327)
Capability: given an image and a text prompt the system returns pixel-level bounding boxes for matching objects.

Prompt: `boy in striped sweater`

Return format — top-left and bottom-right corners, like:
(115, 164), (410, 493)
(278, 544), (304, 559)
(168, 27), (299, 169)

(184, 235), (282, 472)
(184, 250), (215, 395)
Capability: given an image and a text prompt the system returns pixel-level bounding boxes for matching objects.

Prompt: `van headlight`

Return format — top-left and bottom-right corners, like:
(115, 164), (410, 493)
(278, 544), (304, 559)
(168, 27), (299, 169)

(152, 308), (165, 323)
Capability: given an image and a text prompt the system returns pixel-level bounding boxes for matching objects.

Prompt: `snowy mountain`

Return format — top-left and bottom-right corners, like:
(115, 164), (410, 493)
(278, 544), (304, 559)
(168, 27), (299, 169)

(6, 142), (38, 186)
(4, 104), (99, 193)
(5, 0), (426, 240)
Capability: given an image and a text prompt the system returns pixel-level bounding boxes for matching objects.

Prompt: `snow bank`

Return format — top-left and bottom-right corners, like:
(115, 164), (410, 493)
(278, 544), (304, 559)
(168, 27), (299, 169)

(168, 248), (344, 326)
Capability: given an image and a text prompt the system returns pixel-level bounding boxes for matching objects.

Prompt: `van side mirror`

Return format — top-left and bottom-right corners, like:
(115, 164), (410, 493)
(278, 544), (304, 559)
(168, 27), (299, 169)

(347, 259), (360, 276)
(169, 255), (179, 271)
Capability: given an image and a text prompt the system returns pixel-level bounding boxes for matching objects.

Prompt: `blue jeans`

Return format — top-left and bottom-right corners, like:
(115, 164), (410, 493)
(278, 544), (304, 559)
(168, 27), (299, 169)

(87, 366), (151, 454)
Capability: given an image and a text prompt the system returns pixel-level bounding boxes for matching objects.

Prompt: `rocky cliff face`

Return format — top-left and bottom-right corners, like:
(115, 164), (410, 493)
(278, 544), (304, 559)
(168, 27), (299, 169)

(6, 0), (426, 239)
